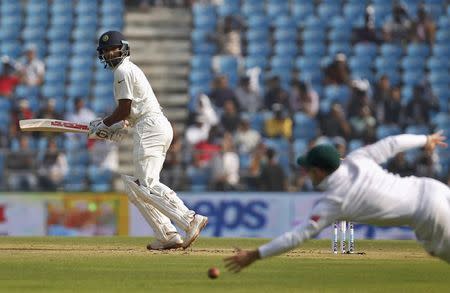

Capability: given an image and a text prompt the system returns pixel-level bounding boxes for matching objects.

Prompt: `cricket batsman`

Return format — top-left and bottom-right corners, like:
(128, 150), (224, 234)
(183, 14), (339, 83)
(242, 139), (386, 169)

(225, 131), (450, 271)
(88, 31), (208, 250)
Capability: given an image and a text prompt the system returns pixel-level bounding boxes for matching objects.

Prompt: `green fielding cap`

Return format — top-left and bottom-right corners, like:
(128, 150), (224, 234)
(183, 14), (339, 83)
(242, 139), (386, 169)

(297, 144), (341, 172)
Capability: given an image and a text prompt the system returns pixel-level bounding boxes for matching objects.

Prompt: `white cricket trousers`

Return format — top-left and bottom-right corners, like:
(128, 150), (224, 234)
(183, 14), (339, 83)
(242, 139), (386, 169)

(414, 178), (450, 263)
(130, 114), (193, 240)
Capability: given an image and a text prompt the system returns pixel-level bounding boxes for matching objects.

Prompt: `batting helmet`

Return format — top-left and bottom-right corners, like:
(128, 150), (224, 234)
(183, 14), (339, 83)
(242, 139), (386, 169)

(97, 31), (130, 69)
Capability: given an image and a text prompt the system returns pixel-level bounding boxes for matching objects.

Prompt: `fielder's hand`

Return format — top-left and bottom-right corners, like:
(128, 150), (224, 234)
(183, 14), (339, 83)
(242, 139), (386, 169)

(224, 248), (260, 273)
(425, 130), (448, 151)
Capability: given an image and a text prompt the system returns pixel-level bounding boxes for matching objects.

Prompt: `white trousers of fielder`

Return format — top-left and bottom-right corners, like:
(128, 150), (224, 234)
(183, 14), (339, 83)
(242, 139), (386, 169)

(414, 178), (450, 263)
(122, 114), (195, 242)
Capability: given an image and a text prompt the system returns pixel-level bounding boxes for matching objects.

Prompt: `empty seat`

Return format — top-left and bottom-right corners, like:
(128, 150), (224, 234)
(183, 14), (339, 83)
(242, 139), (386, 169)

(376, 124), (401, 139)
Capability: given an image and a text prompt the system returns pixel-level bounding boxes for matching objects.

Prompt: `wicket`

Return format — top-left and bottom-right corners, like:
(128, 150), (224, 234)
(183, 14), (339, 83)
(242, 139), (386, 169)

(332, 221), (355, 254)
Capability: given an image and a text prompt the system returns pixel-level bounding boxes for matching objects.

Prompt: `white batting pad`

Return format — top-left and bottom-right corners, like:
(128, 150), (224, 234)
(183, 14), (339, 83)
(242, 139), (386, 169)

(123, 175), (194, 231)
(122, 175), (177, 241)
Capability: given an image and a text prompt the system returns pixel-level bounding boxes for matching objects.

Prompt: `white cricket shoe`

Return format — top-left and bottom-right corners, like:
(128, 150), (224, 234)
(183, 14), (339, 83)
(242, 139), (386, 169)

(147, 233), (183, 250)
(183, 214), (208, 249)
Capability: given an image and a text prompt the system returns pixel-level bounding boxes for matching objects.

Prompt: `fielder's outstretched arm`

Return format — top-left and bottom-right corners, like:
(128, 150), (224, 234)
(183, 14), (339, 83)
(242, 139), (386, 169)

(224, 197), (340, 273)
(348, 131), (447, 165)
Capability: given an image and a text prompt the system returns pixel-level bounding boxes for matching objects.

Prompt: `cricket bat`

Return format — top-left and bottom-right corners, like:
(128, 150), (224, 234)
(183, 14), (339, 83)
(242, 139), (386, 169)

(19, 119), (89, 133)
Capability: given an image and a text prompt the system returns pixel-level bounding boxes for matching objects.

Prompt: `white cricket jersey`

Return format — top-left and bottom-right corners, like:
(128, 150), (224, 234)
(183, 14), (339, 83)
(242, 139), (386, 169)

(259, 134), (431, 258)
(113, 57), (163, 125)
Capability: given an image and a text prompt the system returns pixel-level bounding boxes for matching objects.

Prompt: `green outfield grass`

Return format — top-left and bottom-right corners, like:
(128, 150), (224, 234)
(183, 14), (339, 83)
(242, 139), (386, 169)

(0, 237), (448, 292)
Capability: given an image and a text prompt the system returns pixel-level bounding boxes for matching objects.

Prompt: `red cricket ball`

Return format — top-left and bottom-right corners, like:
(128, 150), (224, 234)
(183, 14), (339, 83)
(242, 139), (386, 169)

(208, 267), (220, 279)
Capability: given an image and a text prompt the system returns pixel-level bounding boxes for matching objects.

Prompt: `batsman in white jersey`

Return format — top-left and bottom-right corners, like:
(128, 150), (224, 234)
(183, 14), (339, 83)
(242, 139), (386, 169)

(89, 31), (208, 250)
(225, 131), (450, 271)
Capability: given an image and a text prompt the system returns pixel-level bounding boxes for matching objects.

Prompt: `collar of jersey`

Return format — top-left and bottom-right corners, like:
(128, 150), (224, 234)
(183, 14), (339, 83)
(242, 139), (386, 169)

(112, 56), (130, 71)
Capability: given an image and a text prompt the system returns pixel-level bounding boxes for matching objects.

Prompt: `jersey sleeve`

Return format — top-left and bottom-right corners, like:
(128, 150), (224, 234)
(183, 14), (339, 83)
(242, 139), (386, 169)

(347, 134), (427, 165)
(258, 195), (342, 259)
(114, 67), (133, 101)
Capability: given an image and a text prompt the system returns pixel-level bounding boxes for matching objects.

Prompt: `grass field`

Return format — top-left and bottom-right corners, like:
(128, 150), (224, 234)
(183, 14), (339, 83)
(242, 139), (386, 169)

(0, 237), (449, 292)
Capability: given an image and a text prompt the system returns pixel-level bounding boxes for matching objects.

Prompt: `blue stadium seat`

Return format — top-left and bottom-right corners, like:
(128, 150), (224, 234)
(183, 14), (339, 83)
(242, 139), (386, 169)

(376, 124), (401, 139)
(293, 113), (318, 140)
(44, 69), (66, 84)
(217, 1), (240, 17)
(324, 85), (351, 105)
(354, 43), (378, 58)
(329, 29), (351, 42)
(25, 14), (48, 27)
(267, 2), (290, 20)
(72, 27), (97, 40)
(22, 27), (46, 42)
(191, 55), (212, 70)
(317, 3), (341, 20)
(406, 43), (430, 58)
(293, 3), (314, 26)
(247, 15), (270, 30)
(401, 56), (426, 71)
(247, 43), (271, 57)
(343, 3), (366, 19)
(270, 56), (294, 70)
(47, 26), (72, 42)
(100, 15), (124, 29)
(88, 165), (112, 184)
(349, 56), (372, 72)
(1, 15), (22, 32)
(436, 30), (450, 43)
(293, 138), (308, 157)
(0, 29), (18, 42)
(0, 41), (21, 59)
(349, 139), (363, 152)
(402, 71), (425, 87)
(246, 29), (269, 43)
(192, 43), (217, 55)
(0, 97), (12, 113)
(273, 16), (296, 29)
(429, 72), (449, 87)
(189, 70), (213, 85)
(328, 42), (352, 56)
(304, 16), (326, 30)
(76, 15), (98, 28)
(248, 111), (273, 133)
(69, 56), (94, 70)
(274, 43), (297, 57)
(187, 167), (210, 192)
(302, 28), (326, 42)
(242, 2), (265, 18)
(432, 44), (450, 58)
(437, 16), (449, 29)
(245, 55), (267, 69)
(92, 84), (113, 100)
(66, 83), (90, 99)
(274, 29), (297, 43)
(405, 125), (430, 135)
(295, 56), (321, 72)
(48, 41), (71, 56)
(380, 44), (403, 58)
(427, 57), (449, 71)
(303, 43), (326, 57)
(42, 84), (65, 98)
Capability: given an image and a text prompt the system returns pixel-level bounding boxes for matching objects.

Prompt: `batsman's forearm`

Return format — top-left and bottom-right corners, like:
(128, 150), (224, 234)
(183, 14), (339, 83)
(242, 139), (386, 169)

(103, 108), (129, 126)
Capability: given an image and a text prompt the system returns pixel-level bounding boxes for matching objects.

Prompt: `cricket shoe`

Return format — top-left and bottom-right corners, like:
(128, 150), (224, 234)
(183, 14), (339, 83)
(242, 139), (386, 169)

(147, 233), (183, 250)
(183, 214), (208, 249)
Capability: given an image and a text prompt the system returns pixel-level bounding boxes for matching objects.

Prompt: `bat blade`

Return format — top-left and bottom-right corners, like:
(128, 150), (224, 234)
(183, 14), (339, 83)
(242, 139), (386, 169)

(19, 119), (89, 133)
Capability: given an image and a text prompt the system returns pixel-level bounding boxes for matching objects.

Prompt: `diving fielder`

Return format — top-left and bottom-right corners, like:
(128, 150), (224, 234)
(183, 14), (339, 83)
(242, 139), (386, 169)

(225, 132), (450, 271)
(89, 31), (208, 250)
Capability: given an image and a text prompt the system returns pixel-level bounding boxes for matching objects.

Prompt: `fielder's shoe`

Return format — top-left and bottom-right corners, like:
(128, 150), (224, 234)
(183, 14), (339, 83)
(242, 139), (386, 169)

(183, 214), (208, 249)
(147, 233), (183, 250)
